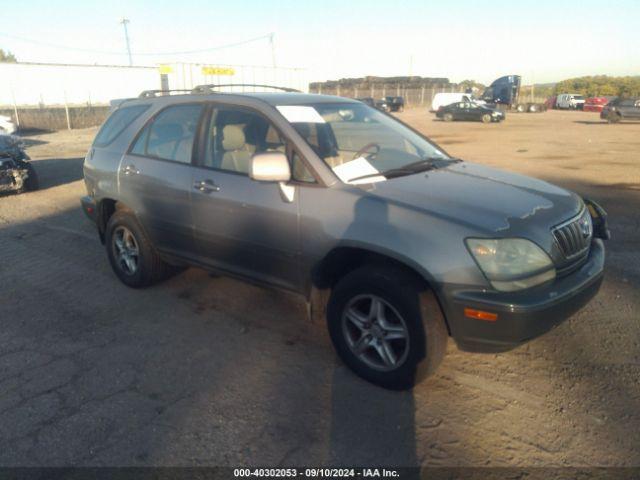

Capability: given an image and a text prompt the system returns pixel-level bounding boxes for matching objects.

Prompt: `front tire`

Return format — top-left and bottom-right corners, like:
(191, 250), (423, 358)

(327, 265), (448, 390)
(481, 113), (492, 123)
(105, 211), (172, 288)
(443, 112), (454, 122)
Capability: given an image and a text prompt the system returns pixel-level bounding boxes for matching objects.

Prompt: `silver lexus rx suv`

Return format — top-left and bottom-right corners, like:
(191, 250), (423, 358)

(82, 85), (609, 389)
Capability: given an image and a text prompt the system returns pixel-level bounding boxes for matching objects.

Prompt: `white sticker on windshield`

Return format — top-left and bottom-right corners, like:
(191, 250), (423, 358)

(276, 106), (326, 124)
(333, 157), (386, 184)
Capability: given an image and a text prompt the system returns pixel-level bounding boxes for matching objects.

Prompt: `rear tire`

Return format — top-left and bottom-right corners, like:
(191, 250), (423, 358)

(516, 104), (526, 113)
(608, 112), (621, 124)
(105, 211), (172, 288)
(481, 113), (492, 123)
(443, 113), (454, 122)
(327, 265), (448, 390)
(528, 104), (539, 113)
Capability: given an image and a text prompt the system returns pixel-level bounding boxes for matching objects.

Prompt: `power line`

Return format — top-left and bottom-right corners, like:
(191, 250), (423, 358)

(0, 31), (274, 57)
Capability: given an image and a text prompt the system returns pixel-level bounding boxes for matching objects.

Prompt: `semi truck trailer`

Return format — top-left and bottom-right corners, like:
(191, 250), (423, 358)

(481, 75), (546, 113)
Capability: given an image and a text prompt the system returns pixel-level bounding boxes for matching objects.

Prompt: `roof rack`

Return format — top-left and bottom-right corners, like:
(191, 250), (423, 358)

(191, 84), (301, 94)
(138, 89), (195, 98)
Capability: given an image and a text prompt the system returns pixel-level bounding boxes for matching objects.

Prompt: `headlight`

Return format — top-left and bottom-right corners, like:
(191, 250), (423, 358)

(466, 238), (555, 292)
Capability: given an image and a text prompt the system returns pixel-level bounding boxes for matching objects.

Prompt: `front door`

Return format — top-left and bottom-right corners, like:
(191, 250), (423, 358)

(190, 105), (301, 291)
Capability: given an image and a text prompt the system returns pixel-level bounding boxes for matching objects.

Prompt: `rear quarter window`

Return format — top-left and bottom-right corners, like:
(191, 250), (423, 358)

(93, 105), (149, 147)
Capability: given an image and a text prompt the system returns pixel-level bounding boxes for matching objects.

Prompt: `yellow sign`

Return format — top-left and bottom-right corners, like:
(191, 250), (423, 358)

(201, 66), (235, 76)
(158, 64), (173, 74)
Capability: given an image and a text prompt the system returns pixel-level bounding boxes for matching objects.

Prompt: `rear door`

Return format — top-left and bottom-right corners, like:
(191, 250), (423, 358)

(118, 103), (205, 257)
(189, 104), (302, 291)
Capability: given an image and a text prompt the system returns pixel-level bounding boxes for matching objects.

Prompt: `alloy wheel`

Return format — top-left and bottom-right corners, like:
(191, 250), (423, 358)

(341, 294), (410, 371)
(112, 226), (139, 276)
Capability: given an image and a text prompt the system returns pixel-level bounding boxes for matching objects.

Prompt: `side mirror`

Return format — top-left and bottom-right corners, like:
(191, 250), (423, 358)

(249, 152), (295, 203)
(250, 152), (291, 182)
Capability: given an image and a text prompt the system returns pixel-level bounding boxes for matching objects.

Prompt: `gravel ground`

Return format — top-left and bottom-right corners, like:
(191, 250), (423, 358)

(0, 110), (638, 469)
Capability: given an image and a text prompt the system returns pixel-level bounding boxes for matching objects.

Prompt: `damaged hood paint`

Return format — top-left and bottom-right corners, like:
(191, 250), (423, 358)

(367, 161), (583, 234)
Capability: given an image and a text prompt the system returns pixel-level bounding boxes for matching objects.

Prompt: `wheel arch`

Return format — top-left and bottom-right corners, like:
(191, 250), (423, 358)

(309, 244), (451, 335)
(96, 198), (133, 244)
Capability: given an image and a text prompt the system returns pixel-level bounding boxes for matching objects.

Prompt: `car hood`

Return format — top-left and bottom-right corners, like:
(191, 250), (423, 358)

(364, 162), (582, 235)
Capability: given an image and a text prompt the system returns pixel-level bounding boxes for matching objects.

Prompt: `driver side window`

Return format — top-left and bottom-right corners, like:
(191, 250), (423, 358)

(202, 106), (315, 182)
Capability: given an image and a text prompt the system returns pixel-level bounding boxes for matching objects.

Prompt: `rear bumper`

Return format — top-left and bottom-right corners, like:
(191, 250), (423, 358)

(441, 239), (605, 352)
(80, 195), (97, 223)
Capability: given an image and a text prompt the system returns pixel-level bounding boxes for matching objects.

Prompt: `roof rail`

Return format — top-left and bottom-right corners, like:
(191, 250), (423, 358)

(138, 89), (194, 98)
(191, 84), (301, 94)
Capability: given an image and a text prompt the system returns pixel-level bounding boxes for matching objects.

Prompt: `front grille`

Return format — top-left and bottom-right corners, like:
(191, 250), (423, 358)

(553, 208), (593, 260)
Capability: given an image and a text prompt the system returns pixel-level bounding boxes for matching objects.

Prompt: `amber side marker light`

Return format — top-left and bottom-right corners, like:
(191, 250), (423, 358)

(464, 308), (498, 322)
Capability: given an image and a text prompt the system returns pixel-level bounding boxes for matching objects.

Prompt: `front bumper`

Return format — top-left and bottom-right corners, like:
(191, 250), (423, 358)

(441, 239), (605, 352)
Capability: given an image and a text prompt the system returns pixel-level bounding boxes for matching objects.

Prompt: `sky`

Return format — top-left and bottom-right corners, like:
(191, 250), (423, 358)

(1, 0), (638, 85)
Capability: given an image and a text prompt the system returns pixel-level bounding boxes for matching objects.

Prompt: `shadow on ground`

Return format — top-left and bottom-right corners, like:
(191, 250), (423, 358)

(573, 120), (640, 125)
(30, 157), (84, 190)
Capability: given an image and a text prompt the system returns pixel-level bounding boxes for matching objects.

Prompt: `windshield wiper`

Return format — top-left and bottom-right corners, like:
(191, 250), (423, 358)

(347, 158), (438, 183)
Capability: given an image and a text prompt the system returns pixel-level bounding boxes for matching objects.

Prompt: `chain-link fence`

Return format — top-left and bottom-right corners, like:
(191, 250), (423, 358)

(310, 84), (467, 109)
(309, 84), (547, 108)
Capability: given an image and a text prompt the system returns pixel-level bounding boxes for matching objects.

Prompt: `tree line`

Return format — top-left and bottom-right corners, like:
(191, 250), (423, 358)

(551, 76), (640, 98)
(0, 48), (18, 63)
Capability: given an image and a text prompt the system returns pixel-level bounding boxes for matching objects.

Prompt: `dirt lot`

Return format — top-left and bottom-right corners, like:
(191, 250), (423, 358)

(0, 110), (638, 470)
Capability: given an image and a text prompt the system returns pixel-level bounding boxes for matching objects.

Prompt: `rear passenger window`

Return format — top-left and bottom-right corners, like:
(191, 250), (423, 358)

(132, 104), (203, 163)
(94, 105), (148, 146)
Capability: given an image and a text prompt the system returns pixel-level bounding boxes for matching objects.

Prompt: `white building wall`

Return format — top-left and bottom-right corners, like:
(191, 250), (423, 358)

(0, 62), (160, 106)
(0, 62), (309, 107)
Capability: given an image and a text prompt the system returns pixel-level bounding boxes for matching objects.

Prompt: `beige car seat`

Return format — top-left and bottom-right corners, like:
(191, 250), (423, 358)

(220, 125), (256, 174)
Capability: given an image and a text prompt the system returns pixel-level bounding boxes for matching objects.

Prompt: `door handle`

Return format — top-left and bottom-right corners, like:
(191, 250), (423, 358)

(122, 164), (140, 175)
(193, 179), (220, 193)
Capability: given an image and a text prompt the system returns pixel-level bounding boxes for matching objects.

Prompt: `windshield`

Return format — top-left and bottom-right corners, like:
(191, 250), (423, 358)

(277, 103), (450, 184)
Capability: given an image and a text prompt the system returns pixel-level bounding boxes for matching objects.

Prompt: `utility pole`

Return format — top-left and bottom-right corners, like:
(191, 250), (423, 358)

(269, 33), (276, 68)
(120, 18), (133, 66)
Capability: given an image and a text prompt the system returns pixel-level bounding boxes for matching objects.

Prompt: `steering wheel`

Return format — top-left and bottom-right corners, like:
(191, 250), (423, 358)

(353, 142), (380, 160)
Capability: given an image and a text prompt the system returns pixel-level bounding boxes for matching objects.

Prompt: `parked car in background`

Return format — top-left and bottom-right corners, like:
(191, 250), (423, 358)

(357, 97), (376, 108)
(556, 94), (585, 110)
(431, 92), (478, 112)
(601, 97), (640, 123)
(545, 96), (557, 110)
(583, 96), (616, 113)
(357, 97), (389, 112)
(383, 96), (405, 112)
(0, 114), (17, 135)
(436, 101), (505, 123)
(0, 135), (38, 194)
(82, 86), (608, 389)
